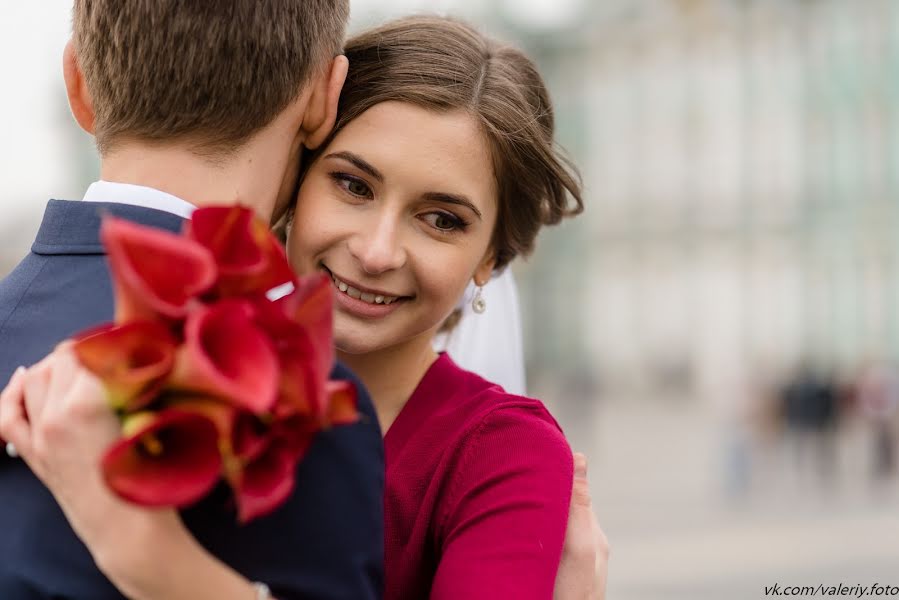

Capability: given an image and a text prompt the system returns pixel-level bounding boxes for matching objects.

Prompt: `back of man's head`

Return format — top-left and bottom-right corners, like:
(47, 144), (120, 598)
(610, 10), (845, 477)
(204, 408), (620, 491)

(72, 0), (349, 156)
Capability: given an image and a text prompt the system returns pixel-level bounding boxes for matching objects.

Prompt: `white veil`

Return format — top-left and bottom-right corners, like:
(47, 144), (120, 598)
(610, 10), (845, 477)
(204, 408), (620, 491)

(432, 269), (526, 396)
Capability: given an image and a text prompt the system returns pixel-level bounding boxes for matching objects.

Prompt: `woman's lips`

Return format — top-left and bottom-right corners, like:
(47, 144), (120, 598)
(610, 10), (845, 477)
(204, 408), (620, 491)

(323, 266), (409, 319)
(330, 273), (400, 305)
(331, 279), (406, 318)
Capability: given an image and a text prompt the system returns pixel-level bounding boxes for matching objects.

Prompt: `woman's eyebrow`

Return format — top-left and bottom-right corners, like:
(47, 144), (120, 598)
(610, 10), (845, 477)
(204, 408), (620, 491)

(423, 192), (483, 220)
(323, 151), (384, 182)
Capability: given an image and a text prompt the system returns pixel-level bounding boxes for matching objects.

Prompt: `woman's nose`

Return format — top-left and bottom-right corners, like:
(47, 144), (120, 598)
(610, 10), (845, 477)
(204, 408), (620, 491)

(348, 215), (406, 275)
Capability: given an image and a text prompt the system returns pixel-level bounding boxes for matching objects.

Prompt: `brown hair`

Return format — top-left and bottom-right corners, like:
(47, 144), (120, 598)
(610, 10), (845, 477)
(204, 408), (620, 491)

(303, 15), (583, 271)
(72, 0), (349, 155)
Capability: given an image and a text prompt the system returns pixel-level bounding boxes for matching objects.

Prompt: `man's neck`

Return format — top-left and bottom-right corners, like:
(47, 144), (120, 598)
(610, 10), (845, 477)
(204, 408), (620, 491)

(99, 144), (277, 222)
(97, 116), (304, 225)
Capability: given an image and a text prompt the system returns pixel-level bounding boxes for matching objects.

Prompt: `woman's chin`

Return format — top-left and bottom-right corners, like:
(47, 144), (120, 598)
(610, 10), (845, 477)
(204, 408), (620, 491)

(334, 334), (382, 357)
(333, 317), (441, 360)
(333, 315), (401, 357)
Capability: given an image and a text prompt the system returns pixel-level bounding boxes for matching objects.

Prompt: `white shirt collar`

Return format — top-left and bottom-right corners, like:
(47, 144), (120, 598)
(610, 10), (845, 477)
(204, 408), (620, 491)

(82, 180), (196, 219)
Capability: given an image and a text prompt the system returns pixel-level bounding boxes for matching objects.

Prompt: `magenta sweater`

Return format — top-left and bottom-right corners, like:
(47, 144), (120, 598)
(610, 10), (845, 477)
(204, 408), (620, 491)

(384, 353), (573, 599)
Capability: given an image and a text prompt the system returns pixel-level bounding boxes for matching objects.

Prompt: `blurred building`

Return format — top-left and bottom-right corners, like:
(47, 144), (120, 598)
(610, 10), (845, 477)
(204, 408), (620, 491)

(507, 0), (899, 409)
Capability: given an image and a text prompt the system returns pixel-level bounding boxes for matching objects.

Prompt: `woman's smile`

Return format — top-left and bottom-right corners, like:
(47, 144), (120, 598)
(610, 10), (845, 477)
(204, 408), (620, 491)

(323, 264), (411, 319)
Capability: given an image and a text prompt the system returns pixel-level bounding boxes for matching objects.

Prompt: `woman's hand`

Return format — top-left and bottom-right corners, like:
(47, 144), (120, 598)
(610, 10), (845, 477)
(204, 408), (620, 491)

(553, 452), (609, 600)
(0, 345), (271, 600)
(0, 346), (174, 569)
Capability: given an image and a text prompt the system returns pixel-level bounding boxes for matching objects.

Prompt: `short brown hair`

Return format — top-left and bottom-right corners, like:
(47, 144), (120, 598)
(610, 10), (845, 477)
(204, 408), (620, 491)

(306, 15), (583, 271)
(72, 0), (349, 155)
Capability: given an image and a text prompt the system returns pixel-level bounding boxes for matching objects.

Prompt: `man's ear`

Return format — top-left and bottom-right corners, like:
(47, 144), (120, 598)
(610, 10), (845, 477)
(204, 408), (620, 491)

(473, 250), (497, 287)
(63, 39), (96, 134)
(301, 55), (349, 150)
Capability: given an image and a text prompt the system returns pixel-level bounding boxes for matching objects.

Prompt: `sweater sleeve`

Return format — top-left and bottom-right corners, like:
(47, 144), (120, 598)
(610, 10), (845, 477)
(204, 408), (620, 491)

(430, 406), (574, 600)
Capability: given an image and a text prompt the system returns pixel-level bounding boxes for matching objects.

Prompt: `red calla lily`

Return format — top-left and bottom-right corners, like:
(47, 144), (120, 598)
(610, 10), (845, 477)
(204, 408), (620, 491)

(256, 273), (336, 420)
(229, 412), (273, 463)
(185, 206), (296, 298)
(102, 409), (223, 507)
(101, 216), (217, 323)
(168, 396), (242, 446)
(324, 380), (359, 427)
(73, 321), (178, 411)
(170, 300), (279, 414)
(280, 273), (335, 386)
(221, 409), (317, 523)
(252, 298), (320, 417)
(229, 433), (313, 523)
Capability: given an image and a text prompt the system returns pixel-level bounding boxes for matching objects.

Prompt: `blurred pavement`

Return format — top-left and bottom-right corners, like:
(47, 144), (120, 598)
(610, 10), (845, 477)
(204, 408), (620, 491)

(552, 398), (899, 600)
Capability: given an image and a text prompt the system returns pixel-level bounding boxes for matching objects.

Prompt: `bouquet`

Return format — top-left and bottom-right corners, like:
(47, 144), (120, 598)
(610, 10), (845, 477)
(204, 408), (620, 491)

(72, 206), (357, 523)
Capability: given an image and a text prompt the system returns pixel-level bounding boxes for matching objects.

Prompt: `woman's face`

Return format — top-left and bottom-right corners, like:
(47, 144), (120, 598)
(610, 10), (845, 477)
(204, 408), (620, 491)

(288, 101), (498, 355)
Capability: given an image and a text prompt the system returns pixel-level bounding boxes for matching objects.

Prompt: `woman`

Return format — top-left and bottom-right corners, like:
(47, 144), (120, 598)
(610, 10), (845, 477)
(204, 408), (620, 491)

(1, 15), (605, 600)
(286, 16), (583, 598)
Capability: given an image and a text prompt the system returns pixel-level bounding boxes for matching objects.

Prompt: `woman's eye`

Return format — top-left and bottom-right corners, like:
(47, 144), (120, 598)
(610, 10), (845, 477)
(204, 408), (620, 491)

(330, 173), (372, 198)
(346, 179), (371, 197)
(423, 212), (467, 232)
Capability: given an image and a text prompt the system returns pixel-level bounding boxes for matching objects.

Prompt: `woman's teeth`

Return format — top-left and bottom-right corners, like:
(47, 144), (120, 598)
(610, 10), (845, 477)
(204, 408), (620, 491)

(331, 274), (399, 305)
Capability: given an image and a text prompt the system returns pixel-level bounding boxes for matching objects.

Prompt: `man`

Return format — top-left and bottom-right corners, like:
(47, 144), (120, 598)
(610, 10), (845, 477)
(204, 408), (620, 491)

(0, 2), (382, 598)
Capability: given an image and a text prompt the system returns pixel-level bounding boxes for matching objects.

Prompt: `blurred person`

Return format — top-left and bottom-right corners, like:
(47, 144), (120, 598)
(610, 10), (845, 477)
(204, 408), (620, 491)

(0, 1), (386, 598)
(780, 363), (841, 486)
(854, 362), (898, 481)
(716, 368), (756, 499)
(0, 12), (609, 600)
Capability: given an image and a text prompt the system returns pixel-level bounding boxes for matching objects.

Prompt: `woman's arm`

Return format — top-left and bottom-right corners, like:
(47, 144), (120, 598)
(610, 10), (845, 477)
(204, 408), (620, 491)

(430, 407), (574, 600)
(0, 348), (269, 600)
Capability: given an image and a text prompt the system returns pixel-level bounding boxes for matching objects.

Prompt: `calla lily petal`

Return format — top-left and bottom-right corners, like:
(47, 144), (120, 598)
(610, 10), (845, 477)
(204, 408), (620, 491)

(102, 409), (222, 507)
(274, 333), (320, 417)
(163, 395), (241, 446)
(324, 380), (359, 427)
(231, 411), (272, 462)
(170, 300), (279, 414)
(279, 273), (335, 385)
(73, 321), (178, 411)
(230, 435), (312, 524)
(102, 216), (217, 323)
(252, 297), (322, 417)
(186, 206), (295, 298)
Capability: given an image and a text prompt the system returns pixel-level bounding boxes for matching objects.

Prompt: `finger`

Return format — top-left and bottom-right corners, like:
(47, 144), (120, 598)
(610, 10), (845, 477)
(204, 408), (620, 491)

(0, 367), (34, 458)
(54, 339), (74, 353)
(571, 453), (591, 508)
(0, 366), (28, 428)
(23, 358), (55, 426)
(66, 368), (109, 425)
(593, 514), (609, 600)
(574, 452), (587, 480)
(0, 366), (16, 440)
(46, 346), (89, 413)
(564, 456), (597, 560)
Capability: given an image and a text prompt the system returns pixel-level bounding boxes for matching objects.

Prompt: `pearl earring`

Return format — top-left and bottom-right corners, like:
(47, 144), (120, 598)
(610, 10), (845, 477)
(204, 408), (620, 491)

(472, 284), (486, 314)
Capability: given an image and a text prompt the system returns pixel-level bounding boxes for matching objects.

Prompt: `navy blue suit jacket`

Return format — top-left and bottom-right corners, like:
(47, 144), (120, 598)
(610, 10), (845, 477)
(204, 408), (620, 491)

(0, 200), (384, 599)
